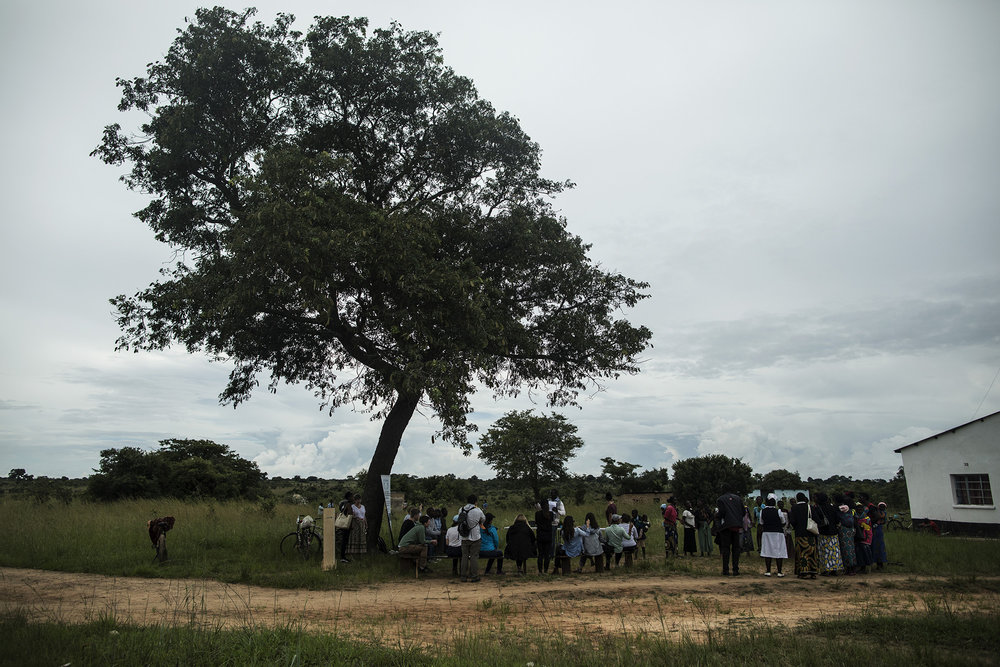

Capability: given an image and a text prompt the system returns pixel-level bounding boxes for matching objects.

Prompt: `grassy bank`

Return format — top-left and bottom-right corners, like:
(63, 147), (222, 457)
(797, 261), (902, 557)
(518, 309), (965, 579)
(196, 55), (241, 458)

(2, 606), (997, 666)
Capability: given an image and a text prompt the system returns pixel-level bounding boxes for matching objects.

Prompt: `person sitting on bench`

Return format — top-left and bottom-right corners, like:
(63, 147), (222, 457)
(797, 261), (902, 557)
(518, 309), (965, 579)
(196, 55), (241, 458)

(398, 515), (436, 573)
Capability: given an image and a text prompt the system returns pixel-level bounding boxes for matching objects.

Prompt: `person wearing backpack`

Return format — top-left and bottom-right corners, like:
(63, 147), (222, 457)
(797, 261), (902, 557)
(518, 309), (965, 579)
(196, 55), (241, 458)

(457, 494), (486, 583)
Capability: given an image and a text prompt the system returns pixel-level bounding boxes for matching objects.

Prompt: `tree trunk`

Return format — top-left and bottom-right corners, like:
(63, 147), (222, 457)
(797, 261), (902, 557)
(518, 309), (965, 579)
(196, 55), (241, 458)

(362, 391), (420, 550)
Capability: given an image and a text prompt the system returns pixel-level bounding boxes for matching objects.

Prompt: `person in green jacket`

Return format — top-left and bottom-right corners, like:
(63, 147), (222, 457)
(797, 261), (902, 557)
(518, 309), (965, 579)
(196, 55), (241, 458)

(398, 515), (436, 572)
(604, 514), (628, 567)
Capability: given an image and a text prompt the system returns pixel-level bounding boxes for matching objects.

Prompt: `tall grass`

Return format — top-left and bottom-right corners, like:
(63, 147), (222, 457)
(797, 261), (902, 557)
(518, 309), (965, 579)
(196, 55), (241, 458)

(0, 497), (401, 587)
(1, 497), (997, 586)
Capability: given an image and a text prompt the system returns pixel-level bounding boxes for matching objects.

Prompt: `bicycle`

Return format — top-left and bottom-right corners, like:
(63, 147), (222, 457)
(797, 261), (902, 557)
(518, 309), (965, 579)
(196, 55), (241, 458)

(281, 514), (323, 560)
(886, 512), (911, 530)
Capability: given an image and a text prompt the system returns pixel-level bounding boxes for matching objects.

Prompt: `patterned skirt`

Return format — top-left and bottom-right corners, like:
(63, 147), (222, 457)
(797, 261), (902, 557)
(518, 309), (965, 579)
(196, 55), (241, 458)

(795, 535), (818, 576)
(838, 527), (857, 567)
(664, 527), (678, 554)
(347, 519), (368, 555)
(818, 534), (844, 573)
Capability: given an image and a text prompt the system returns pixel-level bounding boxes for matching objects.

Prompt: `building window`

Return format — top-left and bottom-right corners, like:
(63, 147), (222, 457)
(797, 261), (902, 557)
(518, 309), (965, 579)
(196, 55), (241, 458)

(952, 474), (993, 505)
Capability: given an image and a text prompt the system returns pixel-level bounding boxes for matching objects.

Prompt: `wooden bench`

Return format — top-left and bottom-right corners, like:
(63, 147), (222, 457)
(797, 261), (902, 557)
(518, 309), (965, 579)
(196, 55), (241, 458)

(554, 555), (573, 575)
(586, 554), (604, 572)
(398, 553), (421, 578)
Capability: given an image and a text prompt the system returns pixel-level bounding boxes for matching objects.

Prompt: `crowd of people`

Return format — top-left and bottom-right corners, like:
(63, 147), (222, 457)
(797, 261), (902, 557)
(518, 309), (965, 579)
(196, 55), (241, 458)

(667, 489), (891, 578)
(324, 487), (891, 580)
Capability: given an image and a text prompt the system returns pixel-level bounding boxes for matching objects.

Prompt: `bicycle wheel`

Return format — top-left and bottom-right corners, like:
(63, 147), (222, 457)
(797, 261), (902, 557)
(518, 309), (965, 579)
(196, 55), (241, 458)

(280, 532), (300, 557)
(156, 532), (168, 562)
(887, 519), (902, 531)
(299, 530), (322, 560)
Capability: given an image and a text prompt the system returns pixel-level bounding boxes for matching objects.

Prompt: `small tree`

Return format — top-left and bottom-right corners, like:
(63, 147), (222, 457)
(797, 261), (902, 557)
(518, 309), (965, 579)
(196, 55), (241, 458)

(8, 469), (32, 482)
(671, 454), (753, 506)
(477, 410), (583, 501)
(635, 466), (670, 492)
(758, 468), (804, 494)
(600, 456), (641, 493)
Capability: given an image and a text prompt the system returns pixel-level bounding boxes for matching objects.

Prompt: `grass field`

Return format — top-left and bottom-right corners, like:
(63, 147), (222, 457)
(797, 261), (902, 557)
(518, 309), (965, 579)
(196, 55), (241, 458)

(1, 497), (998, 665)
(1, 497), (997, 584)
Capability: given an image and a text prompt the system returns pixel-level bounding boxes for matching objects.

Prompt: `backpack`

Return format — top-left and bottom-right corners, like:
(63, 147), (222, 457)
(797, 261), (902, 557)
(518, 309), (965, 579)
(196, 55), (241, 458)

(457, 505), (472, 538)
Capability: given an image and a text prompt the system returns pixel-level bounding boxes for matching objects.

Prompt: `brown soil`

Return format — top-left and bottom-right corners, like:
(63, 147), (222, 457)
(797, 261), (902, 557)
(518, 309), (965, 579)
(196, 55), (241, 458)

(2, 565), (997, 645)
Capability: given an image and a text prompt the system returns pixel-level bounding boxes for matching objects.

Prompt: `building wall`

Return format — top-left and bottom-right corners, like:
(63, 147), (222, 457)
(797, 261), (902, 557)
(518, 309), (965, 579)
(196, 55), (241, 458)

(901, 416), (999, 525)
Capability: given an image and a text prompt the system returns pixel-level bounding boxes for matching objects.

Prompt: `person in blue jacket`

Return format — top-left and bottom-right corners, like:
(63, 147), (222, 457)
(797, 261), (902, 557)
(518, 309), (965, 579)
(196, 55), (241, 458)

(480, 512), (505, 575)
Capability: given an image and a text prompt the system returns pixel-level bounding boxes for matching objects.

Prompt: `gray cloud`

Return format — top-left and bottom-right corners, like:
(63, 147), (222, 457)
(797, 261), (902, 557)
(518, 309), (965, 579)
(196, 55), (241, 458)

(2, 0), (998, 484)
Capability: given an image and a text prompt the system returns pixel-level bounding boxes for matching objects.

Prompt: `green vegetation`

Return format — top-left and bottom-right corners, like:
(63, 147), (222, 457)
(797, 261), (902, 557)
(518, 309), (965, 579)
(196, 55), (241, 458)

(2, 606), (997, 666)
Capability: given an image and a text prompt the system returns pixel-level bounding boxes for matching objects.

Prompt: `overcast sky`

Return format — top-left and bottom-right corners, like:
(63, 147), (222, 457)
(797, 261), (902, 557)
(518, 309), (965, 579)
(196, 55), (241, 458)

(1, 1), (998, 483)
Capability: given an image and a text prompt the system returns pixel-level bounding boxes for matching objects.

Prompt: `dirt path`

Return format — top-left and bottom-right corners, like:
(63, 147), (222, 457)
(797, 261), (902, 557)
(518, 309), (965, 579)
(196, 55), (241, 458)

(2, 566), (996, 645)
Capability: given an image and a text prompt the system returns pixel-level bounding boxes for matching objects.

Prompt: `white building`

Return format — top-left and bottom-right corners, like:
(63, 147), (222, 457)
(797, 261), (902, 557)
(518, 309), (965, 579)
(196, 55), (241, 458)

(894, 410), (998, 534)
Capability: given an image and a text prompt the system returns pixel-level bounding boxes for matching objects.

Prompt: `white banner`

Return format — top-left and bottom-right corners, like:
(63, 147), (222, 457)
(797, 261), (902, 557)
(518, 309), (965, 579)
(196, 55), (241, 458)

(381, 474), (394, 544)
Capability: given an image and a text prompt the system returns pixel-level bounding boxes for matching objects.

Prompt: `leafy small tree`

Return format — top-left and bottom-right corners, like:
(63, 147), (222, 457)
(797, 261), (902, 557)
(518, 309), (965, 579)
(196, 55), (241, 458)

(477, 410), (583, 501)
(600, 457), (641, 493)
(671, 454), (753, 506)
(94, 8), (651, 548)
(635, 466), (670, 492)
(87, 439), (268, 501)
(8, 469), (32, 482)
(758, 468), (804, 494)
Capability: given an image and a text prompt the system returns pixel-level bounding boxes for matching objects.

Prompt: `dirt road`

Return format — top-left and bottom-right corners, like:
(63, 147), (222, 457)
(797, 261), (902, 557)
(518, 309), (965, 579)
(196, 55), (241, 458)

(2, 566), (995, 645)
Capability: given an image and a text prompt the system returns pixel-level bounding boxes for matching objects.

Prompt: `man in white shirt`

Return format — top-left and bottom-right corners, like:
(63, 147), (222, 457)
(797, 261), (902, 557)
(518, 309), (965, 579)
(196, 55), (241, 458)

(547, 489), (566, 560)
(459, 494), (486, 582)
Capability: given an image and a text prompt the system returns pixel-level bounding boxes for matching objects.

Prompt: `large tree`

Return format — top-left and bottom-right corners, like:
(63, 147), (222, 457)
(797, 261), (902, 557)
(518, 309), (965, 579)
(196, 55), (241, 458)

(94, 8), (651, 547)
(477, 410), (584, 500)
(671, 455), (753, 506)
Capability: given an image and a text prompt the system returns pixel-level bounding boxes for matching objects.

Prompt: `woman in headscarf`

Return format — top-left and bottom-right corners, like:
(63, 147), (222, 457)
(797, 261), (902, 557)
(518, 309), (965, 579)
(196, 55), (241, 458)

(835, 495), (857, 575)
(790, 492), (819, 579)
(870, 501), (889, 570)
(758, 494), (788, 576)
(855, 503), (875, 574)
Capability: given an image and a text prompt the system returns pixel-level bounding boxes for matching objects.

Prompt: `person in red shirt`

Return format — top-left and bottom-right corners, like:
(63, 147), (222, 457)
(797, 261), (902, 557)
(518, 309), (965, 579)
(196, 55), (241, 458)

(662, 499), (679, 557)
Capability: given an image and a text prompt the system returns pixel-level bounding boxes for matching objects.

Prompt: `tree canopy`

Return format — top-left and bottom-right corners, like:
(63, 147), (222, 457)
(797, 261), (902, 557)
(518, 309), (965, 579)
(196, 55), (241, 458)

(670, 454), (753, 506)
(87, 438), (269, 501)
(757, 468), (804, 494)
(94, 8), (651, 545)
(600, 456), (641, 493)
(477, 410), (584, 501)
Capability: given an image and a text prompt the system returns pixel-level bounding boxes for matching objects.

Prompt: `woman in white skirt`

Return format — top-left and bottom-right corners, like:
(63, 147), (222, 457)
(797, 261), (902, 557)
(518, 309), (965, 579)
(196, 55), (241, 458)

(758, 495), (788, 577)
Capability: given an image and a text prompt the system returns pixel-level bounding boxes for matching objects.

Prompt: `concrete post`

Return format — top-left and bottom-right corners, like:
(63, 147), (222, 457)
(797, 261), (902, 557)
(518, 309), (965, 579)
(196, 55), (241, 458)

(323, 509), (337, 570)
